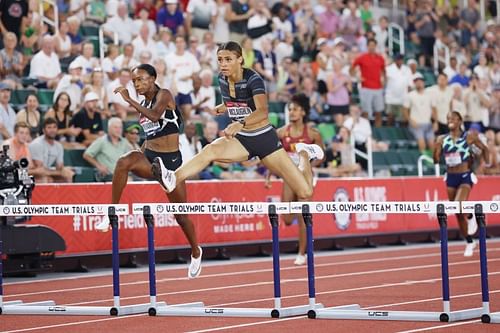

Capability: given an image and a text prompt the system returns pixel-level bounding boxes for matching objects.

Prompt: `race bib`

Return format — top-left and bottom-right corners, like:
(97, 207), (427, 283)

(139, 115), (161, 136)
(445, 152), (462, 166)
(226, 101), (252, 122)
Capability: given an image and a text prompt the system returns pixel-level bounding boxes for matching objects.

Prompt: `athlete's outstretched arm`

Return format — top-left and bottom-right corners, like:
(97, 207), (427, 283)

(114, 87), (175, 122)
(224, 93), (269, 138)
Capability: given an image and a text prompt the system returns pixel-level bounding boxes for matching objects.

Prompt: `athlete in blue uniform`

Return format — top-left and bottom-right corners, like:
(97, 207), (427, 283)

(96, 64), (202, 278)
(152, 41), (323, 206)
(433, 111), (489, 257)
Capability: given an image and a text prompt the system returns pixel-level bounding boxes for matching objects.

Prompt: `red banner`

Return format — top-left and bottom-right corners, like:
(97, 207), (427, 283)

(28, 177), (500, 256)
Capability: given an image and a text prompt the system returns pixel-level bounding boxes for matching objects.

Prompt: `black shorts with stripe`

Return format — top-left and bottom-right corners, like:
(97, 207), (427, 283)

(235, 125), (282, 159)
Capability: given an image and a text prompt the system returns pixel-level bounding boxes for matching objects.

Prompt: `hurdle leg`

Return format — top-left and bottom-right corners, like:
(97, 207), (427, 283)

(268, 205), (282, 318)
(437, 204), (451, 321)
(475, 204), (492, 323)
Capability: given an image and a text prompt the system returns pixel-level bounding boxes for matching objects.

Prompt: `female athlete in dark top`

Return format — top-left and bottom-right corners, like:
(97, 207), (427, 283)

(433, 111), (489, 257)
(96, 64), (202, 278)
(153, 42), (323, 210)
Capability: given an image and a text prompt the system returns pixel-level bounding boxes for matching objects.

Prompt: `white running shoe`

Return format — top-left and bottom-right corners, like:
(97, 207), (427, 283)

(188, 246), (203, 279)
(467, 214), (478, 236)
(151, 157), (176, 193)
(95, 215), (111, 232)
(464, 240), (476, 257)
(294, 254), (306, 266)
(295, 143), (324, 161)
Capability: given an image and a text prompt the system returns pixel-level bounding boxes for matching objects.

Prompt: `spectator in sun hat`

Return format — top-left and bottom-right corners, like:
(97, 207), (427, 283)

(54, 59), (85, 112)
(125, 123), (141, 150)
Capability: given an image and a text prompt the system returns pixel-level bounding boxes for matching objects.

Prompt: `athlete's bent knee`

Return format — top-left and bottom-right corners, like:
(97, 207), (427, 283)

(296, 185), (313, 201)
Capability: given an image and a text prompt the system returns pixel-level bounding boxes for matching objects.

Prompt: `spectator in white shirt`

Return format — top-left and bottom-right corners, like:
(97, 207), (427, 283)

(132, 24), (158, 61)
(107, 68), (139, 120)
(191, 69), (216, 119)
(343, 104), (374, 170)
(101, 44), (120, 82)
(156, 27), (176, 59)
(168, 35), (201, 120)
(132, 7), (157, 38)
(429, 72), (454, 134)
(103, 2), (135, 45)
(197, 31), (218, 72)
(29, 35), (61, 89)
(113, 43), (139, 71)
(73, 41), (100, 77)
(54, 60), (85, 112)
(403, 73), (434, 153)
(186, 0), (217, 42)
(385, 54), (413, 126)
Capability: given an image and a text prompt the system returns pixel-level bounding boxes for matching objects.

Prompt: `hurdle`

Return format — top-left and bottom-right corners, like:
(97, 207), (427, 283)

(0, 204), (162, 316)
(307, 201), (495, 322)
(132, 202), (324, 318)
(461, 202), (500, 324)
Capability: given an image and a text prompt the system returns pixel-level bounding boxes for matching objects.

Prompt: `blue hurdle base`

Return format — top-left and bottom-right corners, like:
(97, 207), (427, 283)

(309, 305), (484, 322)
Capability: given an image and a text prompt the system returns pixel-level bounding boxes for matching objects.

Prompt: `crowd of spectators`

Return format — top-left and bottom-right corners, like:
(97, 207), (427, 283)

(0, 0), (498, 183)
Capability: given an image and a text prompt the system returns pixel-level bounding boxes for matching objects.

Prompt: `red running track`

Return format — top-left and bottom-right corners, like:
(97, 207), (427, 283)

(2, 241), (500, 333)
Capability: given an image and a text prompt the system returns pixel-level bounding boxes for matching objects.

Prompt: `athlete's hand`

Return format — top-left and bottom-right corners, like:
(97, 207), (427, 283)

(224, 122), (244, 139)
(114, 86), (130, 102)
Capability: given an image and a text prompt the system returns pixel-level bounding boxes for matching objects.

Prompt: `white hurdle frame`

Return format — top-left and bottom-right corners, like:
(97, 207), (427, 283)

(133, 202), (324, 318)
(0, 204), (163, 316)
(306, 201), (499, 322)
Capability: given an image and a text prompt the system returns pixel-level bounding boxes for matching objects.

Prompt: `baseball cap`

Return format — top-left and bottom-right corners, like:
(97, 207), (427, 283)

(69, 60), (83, 70)
(413, 72), (424, 81)
(165, 0), (178, 4)
(469, 123), (482, 132)
(126, 123), (141, 133)
(0, 82), (12, 91)
(333, 37), (345, 47)
(84, 92), (99, 103)
(407, 59), (417, 66)
(316, 38), (327, 47)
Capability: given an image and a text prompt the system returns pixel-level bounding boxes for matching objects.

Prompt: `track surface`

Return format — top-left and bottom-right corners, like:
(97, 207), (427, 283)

(2, 241), (500, 333)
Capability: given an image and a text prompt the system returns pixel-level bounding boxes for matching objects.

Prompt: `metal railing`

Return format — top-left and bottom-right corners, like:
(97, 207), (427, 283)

(388, 23), (405, 56)
(417, 155), (440, 177)
(98, 28), (119, 63)
(351, 137), (373, 178)
(433, 40), (450, 75)
(39, 0), (58, 34)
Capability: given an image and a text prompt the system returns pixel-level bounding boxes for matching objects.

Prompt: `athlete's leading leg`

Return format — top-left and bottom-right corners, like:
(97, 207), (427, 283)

(154, 137), (250, 192)
(282, 182), (306, 264)
(111, 151), (153, 204)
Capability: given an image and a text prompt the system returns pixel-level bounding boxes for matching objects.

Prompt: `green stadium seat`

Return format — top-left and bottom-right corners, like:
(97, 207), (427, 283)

(268, 101), (285, 114)
(195, 122), (203, 137)
(318, 123), (336, 143)
(372, 151), (389, 172)
(11, 89), (36, 105)
(80, 25), (99, 37)
(73, 166), (96, 183)
(37, 89), (55, 106)
(269, 112), (279, 127)
(64, 149), (92, 167)
(384, 150), (405, 174)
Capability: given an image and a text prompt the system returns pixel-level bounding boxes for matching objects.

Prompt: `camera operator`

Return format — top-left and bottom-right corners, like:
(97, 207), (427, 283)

(2, 122), (33, 164)
(28, 117), (74, 183)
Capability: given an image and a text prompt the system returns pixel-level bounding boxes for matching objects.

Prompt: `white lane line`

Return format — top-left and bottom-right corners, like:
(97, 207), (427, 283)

(6, 241), (498, 286)
(7, 250), (495, 300)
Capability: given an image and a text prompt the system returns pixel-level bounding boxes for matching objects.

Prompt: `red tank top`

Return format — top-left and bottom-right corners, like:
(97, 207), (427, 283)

(281, 125), (314, 153)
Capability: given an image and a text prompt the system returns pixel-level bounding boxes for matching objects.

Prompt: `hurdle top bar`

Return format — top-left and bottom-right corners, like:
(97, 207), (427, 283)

(132, 201), (500, 215)
(0, 204), (129, 216)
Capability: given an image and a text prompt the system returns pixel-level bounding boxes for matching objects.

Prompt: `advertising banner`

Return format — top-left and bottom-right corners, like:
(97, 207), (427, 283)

(27, 177), (500, 256)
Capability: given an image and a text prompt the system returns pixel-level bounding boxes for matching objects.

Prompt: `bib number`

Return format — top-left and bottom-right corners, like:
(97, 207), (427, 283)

(445, 152), (462, 166)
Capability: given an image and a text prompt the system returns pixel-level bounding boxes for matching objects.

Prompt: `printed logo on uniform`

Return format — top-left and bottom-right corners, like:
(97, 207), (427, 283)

(333, 188), (351, 230)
